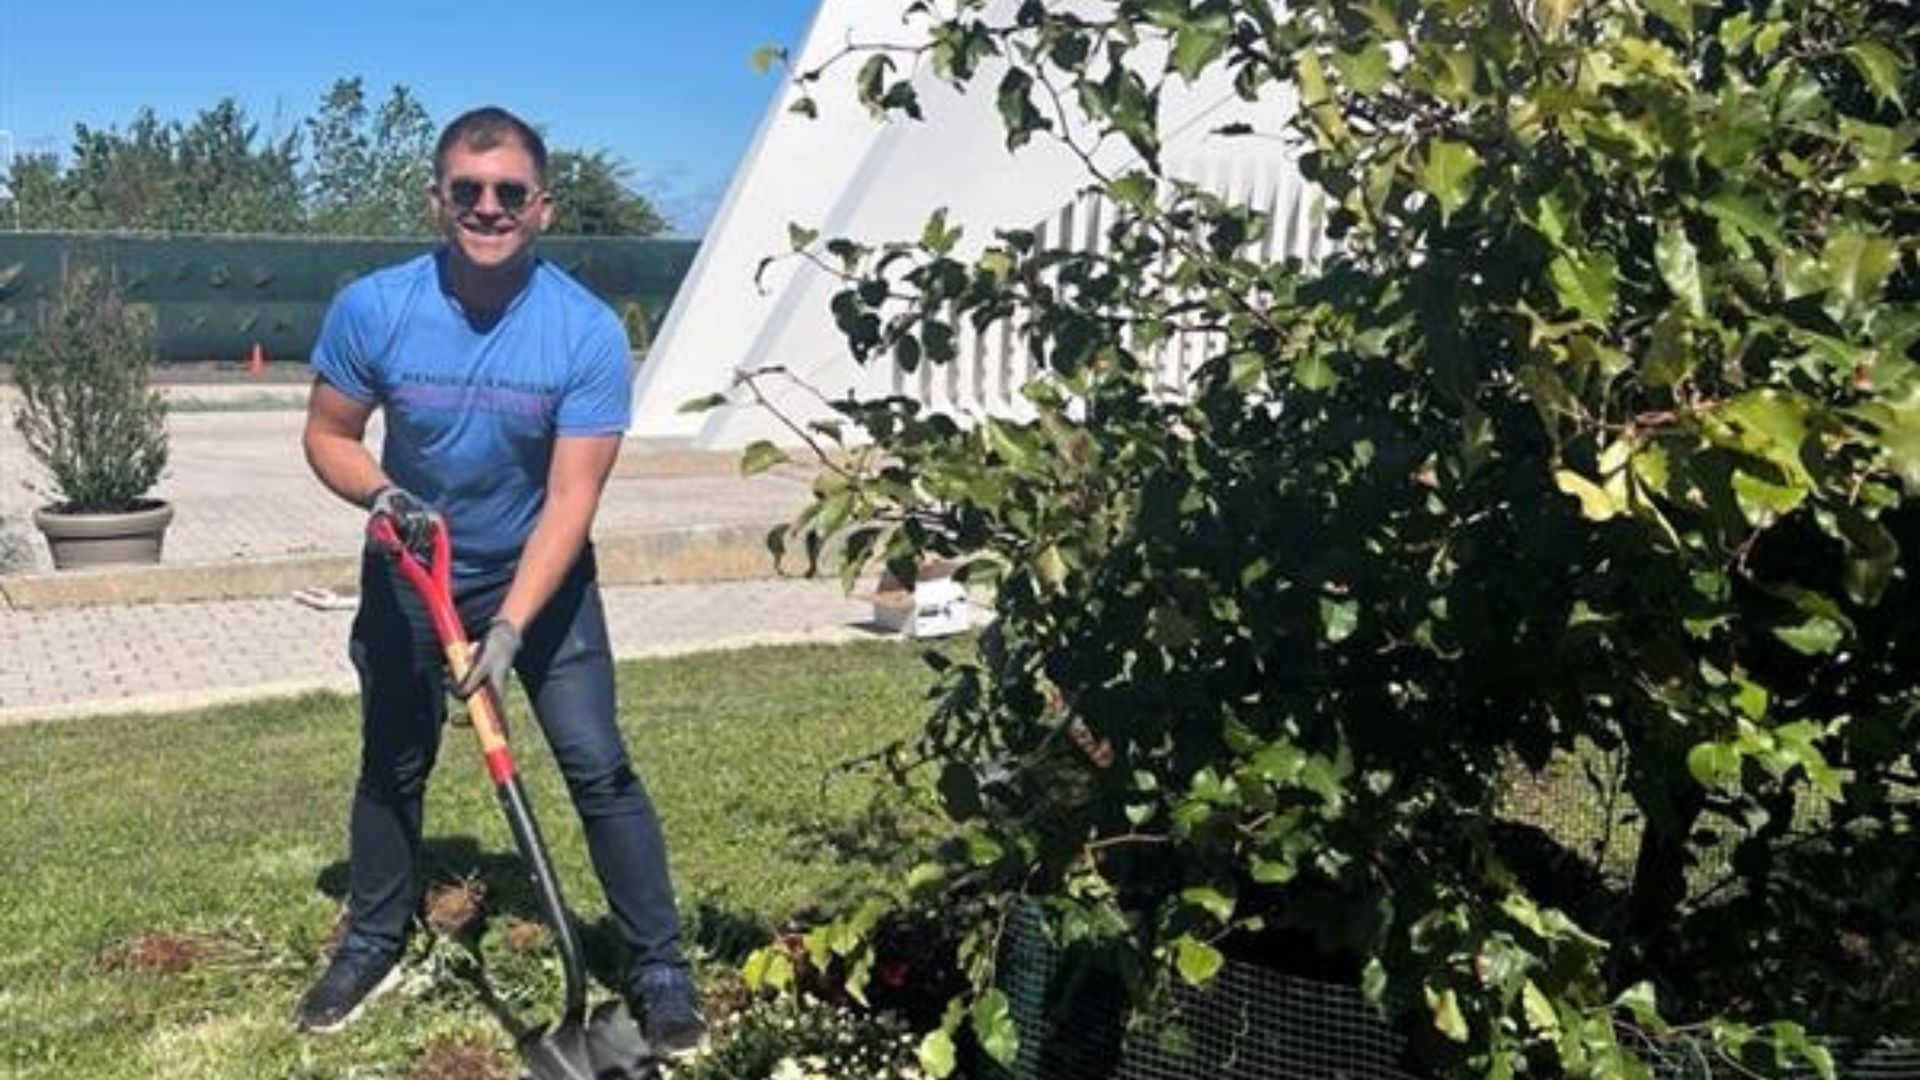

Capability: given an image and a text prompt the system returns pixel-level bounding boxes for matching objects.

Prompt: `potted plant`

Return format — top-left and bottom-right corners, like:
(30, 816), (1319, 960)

(11, 264), (172, 569)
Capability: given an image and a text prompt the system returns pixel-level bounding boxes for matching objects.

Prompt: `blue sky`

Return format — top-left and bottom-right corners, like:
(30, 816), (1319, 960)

(0, 0), (821, 235)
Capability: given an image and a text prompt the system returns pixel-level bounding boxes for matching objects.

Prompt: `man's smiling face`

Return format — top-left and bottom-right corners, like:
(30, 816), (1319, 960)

(432, 139), (552, 275)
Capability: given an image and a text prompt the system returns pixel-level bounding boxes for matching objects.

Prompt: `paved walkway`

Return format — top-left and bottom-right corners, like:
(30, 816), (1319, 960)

(0, 386), (890, 726)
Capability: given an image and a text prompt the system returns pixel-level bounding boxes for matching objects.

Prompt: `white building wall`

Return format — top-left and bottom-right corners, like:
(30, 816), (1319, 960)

(632, 0), (1323, 449)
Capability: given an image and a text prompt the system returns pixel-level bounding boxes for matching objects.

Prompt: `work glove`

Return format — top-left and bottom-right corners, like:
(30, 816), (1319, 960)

(369, 485), (437, 550)
(454, 616), (522, 701)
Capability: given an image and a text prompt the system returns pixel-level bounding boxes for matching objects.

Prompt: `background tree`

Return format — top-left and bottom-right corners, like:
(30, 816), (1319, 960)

(743, 1), (1919, 1077)
(545, 148), (669, 236)
(4, 153), (69, 229)
(171, 100), (303, 232)
(303, 78), (434, 236)
(5, 80), (673, 239)
(49, 101), (299, 232)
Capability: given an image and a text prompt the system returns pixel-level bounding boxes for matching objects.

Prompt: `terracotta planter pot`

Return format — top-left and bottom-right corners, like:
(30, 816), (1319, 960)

(32, 500), (175, 570)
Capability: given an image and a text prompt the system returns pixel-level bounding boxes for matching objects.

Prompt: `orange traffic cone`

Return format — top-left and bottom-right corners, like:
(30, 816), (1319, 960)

(245, 342), (268, 377)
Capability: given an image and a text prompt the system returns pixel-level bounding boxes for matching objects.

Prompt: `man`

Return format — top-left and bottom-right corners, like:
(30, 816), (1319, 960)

(294, 105), (705, 1057)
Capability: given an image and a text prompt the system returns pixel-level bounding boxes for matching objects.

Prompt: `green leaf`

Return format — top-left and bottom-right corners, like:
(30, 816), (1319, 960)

(1555, 469), (1621, 521)
(1319, 597), (1359, 643)
(1109, 172), (1157, 211)
(739, 440), (789, 476)
(906, 861), (947, 893)
(1182, 885), (1236, 923)
(1175, 935), (1225, 985)
(1855, 384), (1920, 490)
(1252, 743), (1306, 783)
(1642, 307), (1694, 388)
(676, 392), (730, 414)
(1171, 17), (1232, 82)
(1643, 0), (1693, 34)
(1823, 232), (1897, 314)
(1846, 42), (1906, 110)
(1426, 983), (1470, 1043)
(1752, 20), (1789, 57)
(1361, 958), (1388, 1003)
(1615, 982), (1665, 1031)
(971, 988), (1020, 1065)
(1776, 723), (1845, 801)
(1522, 979), (1562, 1035)
(1655, 226), (1706, 318)
(1732, 469), (1807, 524)
(1838, 511), (1899, 606)
(918, 1029), (958, 1077)
(787, 222), (819, 251)
(1687, 741), (1742, 792)
(921, 207), (961, 255)
(1804, 1042), (1839, 1080)
(1773, 615), (1844, 656)
(1227, 352), (1266, 391)
(963, 829), (1004, 867)
(1531, 190), (1571, 246)
(741, 945), (795, 991)
(1293, 352), (1340, 391)
(984, 417), (1037, 468)
(1295, 49), (1351, 145)
(996, 67), (1047, 148)
(1034, 544), (1069, 590)
(1549, 251), (1617, 323)
(1778, 249), (1826, 300)
(1418, 140), (1481, 221)
(1703, 188), (1783, 248)
(1713, 390), (1811, 485)
(1332, 43), (1393, 94)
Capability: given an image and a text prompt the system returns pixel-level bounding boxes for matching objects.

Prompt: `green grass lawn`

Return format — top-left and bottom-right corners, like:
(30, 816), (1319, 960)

(0, 639), (947, 1079)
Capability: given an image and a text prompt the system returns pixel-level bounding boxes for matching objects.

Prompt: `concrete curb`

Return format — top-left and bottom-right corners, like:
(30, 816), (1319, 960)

(0, 625), (880, 727)
(0, 521), (792, 611)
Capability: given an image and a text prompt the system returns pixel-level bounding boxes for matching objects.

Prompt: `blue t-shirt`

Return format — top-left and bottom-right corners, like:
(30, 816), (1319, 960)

(311, 250), (632, 581)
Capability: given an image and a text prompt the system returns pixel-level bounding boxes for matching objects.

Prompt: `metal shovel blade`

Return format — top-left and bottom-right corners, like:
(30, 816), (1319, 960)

(519, 1002), (657, 1080)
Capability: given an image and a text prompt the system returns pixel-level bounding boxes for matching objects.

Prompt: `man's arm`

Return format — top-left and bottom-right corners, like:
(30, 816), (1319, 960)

(302, 378), (389, 509)
(496, 434), (622, 633)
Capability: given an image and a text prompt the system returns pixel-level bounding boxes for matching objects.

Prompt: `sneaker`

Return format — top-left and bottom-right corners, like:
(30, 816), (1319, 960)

(628, 964), (708, 1059)
(294, 948), (401, 1034)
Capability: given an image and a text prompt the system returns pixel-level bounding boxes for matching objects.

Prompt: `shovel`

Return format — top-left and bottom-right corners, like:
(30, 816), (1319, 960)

(369, 513), (655, 1080)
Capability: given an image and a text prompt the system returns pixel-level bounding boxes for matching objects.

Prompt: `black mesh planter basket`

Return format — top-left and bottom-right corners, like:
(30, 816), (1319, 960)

(983, 904), (1919, 1080)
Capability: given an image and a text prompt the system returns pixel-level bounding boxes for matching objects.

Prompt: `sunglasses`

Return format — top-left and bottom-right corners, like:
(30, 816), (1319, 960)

(442, 178), (542, 215)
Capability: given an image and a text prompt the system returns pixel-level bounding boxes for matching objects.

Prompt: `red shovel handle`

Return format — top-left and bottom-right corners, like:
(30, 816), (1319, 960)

(366, 513), (593, 1025)
(367, 514), (519, 785)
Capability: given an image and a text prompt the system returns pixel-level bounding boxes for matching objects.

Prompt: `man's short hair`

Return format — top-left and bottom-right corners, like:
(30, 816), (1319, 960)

(434, 107), (549, 184)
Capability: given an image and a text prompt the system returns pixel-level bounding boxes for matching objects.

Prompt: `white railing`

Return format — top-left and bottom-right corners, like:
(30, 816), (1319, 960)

(875, 154), (1328, 425)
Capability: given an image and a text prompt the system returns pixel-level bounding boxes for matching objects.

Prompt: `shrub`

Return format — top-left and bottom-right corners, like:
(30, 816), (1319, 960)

(11, 264), (169, 513)
(742, 1), (1918, 1077)
(680, 994), (928, 1080)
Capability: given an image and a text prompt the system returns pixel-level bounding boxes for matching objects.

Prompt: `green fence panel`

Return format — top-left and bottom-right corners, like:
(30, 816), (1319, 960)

(0, 231), (698, 363)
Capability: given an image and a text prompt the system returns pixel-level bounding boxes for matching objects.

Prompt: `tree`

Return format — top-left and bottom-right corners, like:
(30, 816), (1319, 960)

(4, 153), (68, 229)
(49, 101), (300, 233)
(744, 1), (1918, 1077)
(171, 99), (303, 232)
(8, 82), (670, 240)
(546, 148), (668, 236)
(61, 108), (177, 229)
(304, 78), (434, 236)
